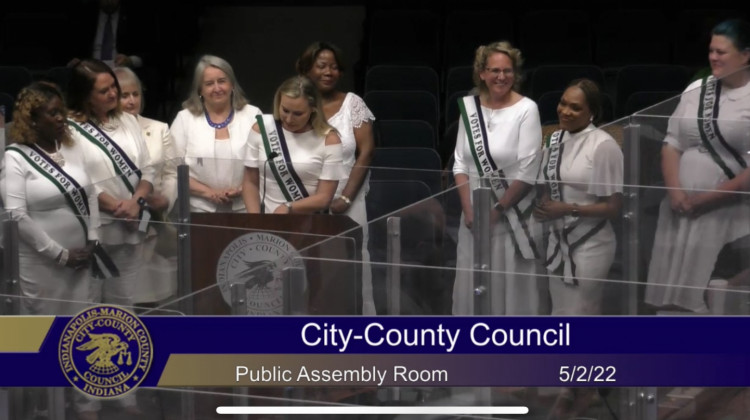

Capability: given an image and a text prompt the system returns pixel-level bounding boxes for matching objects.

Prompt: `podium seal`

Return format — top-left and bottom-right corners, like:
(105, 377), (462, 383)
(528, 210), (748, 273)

(216, 232), (305, 315)
(58, 305), (153, 398)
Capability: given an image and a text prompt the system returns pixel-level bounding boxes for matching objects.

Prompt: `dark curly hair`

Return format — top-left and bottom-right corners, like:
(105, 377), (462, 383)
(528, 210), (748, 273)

(9, 81), (72, 147)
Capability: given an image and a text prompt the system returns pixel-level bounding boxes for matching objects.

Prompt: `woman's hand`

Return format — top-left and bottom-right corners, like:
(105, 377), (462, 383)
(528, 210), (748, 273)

(533, 199), (570, 221)
(329, 196), (351, 214)
(113, 198), (141, 220)
(223, 187), (242, 199)
(205, 188), (232, 205)
(463, 209), (474, 229)
(59, 246), (93, 270)
(667, 188), (691, 215)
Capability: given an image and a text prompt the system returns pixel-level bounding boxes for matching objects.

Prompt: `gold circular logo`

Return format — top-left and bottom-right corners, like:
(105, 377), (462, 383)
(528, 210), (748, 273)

(59, 305), (153, 398)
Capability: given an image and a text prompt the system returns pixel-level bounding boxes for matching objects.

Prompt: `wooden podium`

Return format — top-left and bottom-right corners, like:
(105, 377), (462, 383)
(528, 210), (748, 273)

(189, 213), (363, 315)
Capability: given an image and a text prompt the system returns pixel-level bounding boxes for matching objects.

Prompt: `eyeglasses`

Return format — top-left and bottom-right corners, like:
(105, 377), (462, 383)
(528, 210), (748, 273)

(485, 67), (514, 76)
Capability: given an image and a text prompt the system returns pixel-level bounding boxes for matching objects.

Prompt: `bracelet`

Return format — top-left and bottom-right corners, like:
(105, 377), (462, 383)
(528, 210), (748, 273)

(57, 249), (69, 266)
(493, 201), (505, 212)
(284, 202), (293, 213)
(339, 195), (352, 206)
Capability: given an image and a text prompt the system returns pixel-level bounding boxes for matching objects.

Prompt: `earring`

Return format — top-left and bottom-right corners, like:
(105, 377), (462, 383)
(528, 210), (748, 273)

(589, 116), (594, 122)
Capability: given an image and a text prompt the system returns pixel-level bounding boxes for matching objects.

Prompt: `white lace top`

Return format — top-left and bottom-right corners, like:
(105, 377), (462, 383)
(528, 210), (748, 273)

(327, 93), (375, 195)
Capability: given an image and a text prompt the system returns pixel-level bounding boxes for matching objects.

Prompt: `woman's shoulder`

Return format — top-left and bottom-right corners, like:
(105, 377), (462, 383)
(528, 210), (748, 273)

(682, 78), (705, 94)
(173, 108), (199, 123)
(589, 128), (623, 158)
(237, 104), (262, 118)
(515, 95), (539, 110)
(339, 92), (375, 125)
(137, 115), (168, 132)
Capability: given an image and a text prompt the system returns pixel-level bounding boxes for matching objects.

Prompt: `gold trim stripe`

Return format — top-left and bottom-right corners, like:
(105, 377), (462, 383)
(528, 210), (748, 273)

(0, 316), (55, 352)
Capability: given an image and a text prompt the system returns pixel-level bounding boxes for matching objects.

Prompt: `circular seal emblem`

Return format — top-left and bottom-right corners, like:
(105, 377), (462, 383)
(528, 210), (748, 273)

(58, 305), (153, 399)
(216, 232), (305, 315)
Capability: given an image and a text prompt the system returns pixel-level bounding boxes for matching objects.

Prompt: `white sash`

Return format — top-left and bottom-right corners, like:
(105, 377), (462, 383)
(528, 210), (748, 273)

(543, 130), (606, 285)
(698, 76), (746, 180)
(458, 95), (539, 260)
(5, 144), (119, 278)
(68, 118), (142, 194)
(256, 115), (309, 202)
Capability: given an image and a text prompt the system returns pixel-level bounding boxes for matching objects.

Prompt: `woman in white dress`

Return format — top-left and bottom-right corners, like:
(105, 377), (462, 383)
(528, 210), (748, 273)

(534, 79), (623, 315)
(2, 82), (98, 315)
(646, 19), (750, 313)
(242, 75), (343, 214)
(296, 42), (376, 314)
(452, 41), (544, 315)
(67, 59), (154, 308)
(171, 55), (261, 213)
(115, 66), (178, 304)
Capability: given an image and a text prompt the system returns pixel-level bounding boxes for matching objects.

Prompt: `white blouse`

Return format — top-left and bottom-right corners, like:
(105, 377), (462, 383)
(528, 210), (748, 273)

(453, 97), (542, 191)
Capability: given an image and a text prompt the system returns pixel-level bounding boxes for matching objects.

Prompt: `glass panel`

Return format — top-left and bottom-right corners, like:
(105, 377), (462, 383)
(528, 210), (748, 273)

(2, 65), (750, 419)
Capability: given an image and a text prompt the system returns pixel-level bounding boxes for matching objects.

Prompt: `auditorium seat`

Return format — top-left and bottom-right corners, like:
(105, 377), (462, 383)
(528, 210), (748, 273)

(615, 65), (690, 118)
(375, 120), (436, 149)
(536, 90), (563, 125)
(624, 91), (681, 116)
(444, 66), (474, 105)
(370, 147), (442, 195)
(444, 90), (468, 131)
(529, 65), (605, 101)
(364, 65), (440, 102)
(364, 90), (439, 135)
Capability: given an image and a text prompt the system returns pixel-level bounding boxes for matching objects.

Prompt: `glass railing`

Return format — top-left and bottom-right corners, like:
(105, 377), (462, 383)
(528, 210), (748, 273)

(3, 67), (750, 418)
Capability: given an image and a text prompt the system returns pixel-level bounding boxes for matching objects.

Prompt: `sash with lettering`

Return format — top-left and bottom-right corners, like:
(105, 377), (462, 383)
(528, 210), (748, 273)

(256, 114), (310, 202)
(458, 95), (539, 260)
(542, 130), (606, 285)
(68, 118), (150, 231)
(697, 75), (747, 180)
(5, 144), (119, 279)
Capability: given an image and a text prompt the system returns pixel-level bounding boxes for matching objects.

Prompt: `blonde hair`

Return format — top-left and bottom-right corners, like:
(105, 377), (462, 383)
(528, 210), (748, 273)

(9, 82), (72, 147)
(183, 55), (249, 115)
(472, 41), (524, 93)
(272, 76), (333, 137)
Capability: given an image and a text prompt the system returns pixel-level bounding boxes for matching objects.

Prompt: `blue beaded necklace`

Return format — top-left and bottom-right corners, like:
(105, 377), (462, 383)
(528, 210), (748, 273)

(204, 107), (235, 129)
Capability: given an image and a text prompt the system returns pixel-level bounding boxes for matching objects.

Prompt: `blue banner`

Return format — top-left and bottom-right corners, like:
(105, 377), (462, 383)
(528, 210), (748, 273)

(3, 312), (750, 389)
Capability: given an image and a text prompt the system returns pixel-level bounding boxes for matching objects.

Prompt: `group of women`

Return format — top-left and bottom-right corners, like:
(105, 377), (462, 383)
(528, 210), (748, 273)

(1, 40), (378, 319)
(2, 18), (749, 332)
(452, 18), (750, 316)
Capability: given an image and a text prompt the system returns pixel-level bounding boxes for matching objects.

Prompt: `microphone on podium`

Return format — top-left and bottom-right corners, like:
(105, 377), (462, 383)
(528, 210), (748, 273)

(261, 151), (280, 214)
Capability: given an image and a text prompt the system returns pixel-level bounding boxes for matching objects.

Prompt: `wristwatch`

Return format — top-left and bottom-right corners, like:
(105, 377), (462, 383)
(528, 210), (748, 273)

(570, 204), (580, 218)
(137, 196), (148, 209)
